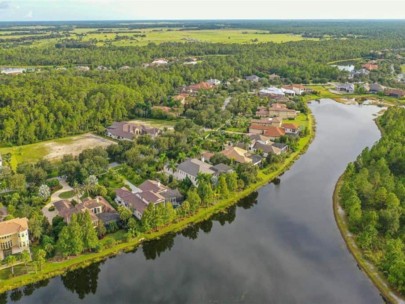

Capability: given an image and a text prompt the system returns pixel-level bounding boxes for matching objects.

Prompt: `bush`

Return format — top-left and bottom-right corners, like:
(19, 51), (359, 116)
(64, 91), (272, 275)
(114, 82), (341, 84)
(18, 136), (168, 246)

(48, 206), (55, 212)
(104, 238), (116, 249)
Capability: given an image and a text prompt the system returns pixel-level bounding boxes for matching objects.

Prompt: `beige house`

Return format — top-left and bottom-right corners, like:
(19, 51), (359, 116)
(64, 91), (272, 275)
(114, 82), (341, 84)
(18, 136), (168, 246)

(0, 218), (30, 260)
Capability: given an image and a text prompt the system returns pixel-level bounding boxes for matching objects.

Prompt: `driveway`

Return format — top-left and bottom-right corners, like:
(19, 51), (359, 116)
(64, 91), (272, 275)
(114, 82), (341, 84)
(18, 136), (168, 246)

(41, 177), (73, 223)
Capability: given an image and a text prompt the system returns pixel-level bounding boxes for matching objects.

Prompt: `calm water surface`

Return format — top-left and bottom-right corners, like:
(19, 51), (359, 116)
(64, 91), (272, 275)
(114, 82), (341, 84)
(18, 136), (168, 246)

(2, 99), (384, 304)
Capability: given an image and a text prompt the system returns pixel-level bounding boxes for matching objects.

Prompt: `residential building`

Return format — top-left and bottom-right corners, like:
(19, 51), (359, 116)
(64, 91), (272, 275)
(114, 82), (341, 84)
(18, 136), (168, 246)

(268, 103), (298, 119)
(0, 68), (26, 75)
(282, 123), (300, 135)
(0, 218), (30, 261)
(250, 117), (282, 128)
(245, 75), (260, 82)
(76, 66), (90, 72)
(282, 84), (307, 95)
(362, 63), (379, 71)
(252, 142), (287, 157)
(211, 163), (234, 175)
(151, 59), (168, 66)
(201, 151), (215, 163)
(173, 93), (189, 105)
(106, 122), (160, 141)
(259, 87), (285, 97)
(220, 146), (261, 165)
(263, 127), (286, 140)
(335, 83), (355, 93)
(206, 79), (221, 86)
(181, 82), (214, 94)
(165, 158), (216, 186)
(281, 88), (296, 96)
(369, 83), (385, 94)
(115, 180), (183, 219)
(54, 196), (119, 226)
(385, 89), (405, 98)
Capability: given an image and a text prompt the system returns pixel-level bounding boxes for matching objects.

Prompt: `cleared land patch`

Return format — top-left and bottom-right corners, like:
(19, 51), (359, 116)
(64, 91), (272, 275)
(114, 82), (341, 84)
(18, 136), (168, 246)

(0, 133), (116, 168)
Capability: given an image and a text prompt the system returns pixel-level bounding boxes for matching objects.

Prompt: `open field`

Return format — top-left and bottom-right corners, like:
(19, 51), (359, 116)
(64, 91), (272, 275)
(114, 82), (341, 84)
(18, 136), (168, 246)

(128, 117), (178, 128)
(1, 28), (318, 48)
(0, 133), (116, 169)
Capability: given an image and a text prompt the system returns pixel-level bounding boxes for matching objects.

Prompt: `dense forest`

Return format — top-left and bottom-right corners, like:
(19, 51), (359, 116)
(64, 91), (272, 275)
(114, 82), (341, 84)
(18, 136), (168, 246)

(1, 32), (405, 144)
(339, 107), (405, 294)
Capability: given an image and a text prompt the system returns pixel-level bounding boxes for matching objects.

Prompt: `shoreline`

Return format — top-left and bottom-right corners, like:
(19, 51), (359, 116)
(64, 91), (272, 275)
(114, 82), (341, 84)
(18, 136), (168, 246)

(0, 112), (315, 294)
(333, 175), (405, 304)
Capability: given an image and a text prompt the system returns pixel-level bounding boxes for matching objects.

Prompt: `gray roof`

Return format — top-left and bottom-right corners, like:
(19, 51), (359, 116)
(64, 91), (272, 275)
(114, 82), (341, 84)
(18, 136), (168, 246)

(251, 155), (263, 165)
(212, 163), (233, 174)
(96, 212), (120, 224)
(177, 159), (215, 178)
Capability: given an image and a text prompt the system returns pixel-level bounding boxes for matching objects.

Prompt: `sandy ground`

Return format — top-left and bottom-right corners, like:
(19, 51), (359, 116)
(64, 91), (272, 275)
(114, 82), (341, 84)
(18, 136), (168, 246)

(44, 133), (116, 160)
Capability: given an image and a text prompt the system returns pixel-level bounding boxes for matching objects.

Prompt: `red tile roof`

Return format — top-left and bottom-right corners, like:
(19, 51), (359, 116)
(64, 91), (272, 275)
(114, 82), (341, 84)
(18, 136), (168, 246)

(264, 127), (285, 137)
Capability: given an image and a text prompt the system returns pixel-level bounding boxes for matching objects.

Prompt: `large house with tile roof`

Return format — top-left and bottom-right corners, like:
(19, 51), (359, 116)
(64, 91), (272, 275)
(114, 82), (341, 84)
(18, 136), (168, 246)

(106, 122), (160, 141)
(0, 218), (30, 260)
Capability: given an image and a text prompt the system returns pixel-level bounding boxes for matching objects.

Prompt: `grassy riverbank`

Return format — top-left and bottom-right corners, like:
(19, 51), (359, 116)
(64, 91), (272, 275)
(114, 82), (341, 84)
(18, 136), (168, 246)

(0, 113), (315, 294)
(333, 176), (405, 304)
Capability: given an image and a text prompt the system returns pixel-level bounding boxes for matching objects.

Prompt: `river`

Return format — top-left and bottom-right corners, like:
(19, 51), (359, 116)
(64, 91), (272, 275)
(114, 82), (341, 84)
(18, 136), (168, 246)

(2, 99), (384, 304)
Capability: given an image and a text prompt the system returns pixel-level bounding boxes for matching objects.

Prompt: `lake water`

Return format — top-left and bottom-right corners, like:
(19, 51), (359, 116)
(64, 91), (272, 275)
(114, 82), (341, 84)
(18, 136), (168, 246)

(2, 99), (384, 304)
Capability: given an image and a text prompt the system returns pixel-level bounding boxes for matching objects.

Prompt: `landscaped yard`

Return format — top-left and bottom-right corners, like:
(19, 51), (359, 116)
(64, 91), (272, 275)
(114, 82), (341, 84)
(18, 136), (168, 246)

(0, 133), (116, 169)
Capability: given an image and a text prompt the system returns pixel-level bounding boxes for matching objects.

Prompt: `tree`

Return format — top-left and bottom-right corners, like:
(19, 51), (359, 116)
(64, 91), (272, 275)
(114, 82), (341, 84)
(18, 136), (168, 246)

(38, 184), (51, 200)
(33, 249), (46, 272)
(69, 215), (84, 255)
(57, 226), (72, 258)
(80, 212), (99, 251)
(198, 181), (215, 207)
(21, 250), (31, 274)
(97, 220), (107, 238)
(187, 188), (201, 212)
(118, 205), (132, 227)
(84, 175), (98, 196)
(217, 175), (229, 198)
(5, 255), (17, 276)
(29, 212), (44, 242)
(226, 172), (238, 192)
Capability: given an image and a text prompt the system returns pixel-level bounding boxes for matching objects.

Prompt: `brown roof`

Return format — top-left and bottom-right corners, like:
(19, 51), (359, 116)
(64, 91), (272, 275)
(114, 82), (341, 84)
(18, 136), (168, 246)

(362, 63), (378, 71)
(139, 180), (167, 194)
(282, 123), (299, 130)
(221, 146), (252, 164)
(264, 127), (285, 138)
(385, 89), (405, 97)
(0, 218), (29, 236)
(115, 188), (148, 213)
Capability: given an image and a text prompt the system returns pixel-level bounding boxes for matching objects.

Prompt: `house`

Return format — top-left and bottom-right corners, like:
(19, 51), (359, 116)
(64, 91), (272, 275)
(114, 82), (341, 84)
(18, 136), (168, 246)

(350, 69), (370, 79)
(115, 180), (183, 219)
(335, 83), (355, 93)
(220, 146), (260, 165)
(362, 63), (379, 71)
(165, 158), (216, 186)
(181, 82), (214, 94)
(282, 84), (306, 95)
(245, 75), (260, 82)
(151, 59), (168, 66)
(252, 142), (287, 157)
(250, 117), (282, 128)
(96, 66), (109, 71)
(270, 95), (291, 103)
(259, 87), (285, 97)
(54, 196), (119, 226)
(268, 73), (280, 81)
(248, 133), (273, 145)
(0, 218), (30, 261)
(76, 66), (90, 72)
(106, 122), (160, 140)
(263, 127), (286, 140)
(173, 93), (189, 105)
(281, 88), (296, 96)
(206, 79), (221, 86)
(256, 106), (270, 117)
(201, 151), (215, 163)
(369, 83), (385, 94)
(0, 68), (26, 75)
(385, 89), (405, 98)
(184, 58), (198, 65)
(268, 103), (298, 119)
(282, 123), (300, 135)
(211, 163), (234, 175)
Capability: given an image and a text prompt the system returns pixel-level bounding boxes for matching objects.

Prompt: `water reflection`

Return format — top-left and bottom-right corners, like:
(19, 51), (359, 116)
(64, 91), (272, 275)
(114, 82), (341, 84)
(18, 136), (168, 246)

(2, 192), (258, 303)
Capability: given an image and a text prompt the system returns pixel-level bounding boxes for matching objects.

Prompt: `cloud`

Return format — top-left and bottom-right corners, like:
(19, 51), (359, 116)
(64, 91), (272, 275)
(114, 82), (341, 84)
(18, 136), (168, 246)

(0, 1), (11, 9)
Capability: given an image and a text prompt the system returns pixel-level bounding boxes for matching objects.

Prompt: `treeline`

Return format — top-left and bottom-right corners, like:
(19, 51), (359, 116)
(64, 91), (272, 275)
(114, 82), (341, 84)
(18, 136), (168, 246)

(339, 107), (405, 294)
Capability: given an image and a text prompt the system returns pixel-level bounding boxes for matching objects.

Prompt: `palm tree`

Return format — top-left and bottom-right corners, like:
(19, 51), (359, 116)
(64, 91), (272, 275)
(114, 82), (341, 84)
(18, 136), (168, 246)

(5, 255), (17, 276)
(168, 159), (177, 173)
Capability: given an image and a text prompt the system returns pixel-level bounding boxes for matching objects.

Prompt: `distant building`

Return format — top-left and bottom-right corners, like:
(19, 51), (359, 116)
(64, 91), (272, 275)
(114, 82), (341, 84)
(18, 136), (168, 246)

(220, 146), (262, 165)
(106, 122), (160, 141)
(335, 83), (355, 94)
(115, 180), (183, 219)
(165, 158), (216, 186)
(268, 103), (298, 119)
(369, 83), (385, 94)
(362, 63), (379, 71)
(250, 117), (283, 128)
(151, 59), (168, 66)
(0, 218), (30, 261)
(245, 75), (260, 82)
(385, 88), (405, 98)
(206, 79), (221, 86)
(259, 87), (285, 97)
(0, 68), (26, 75)
(282, 123), (300, 135)
(54, 196), (119, 226)
(282, 84), (307, 95)
(76, 66), (90, 72)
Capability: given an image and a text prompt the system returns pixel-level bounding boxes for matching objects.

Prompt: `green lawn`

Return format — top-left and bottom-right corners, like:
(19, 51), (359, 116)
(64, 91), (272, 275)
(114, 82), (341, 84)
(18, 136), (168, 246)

(58, 190), (75, 199)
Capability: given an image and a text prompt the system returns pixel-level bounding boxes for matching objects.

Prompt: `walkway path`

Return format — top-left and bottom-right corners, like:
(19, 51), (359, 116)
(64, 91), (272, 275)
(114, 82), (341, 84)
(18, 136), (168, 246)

(41, 178), (73, 223)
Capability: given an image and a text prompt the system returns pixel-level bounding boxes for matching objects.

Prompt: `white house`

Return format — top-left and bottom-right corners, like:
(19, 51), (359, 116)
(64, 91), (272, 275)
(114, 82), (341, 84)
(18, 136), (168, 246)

(164, 158), (215, 186)
(0, 218), (30, 261)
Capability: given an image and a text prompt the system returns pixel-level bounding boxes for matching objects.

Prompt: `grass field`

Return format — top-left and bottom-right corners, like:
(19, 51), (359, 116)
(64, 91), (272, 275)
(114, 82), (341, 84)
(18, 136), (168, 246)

(2, 28), (318, 48)
(0, 133), (116, 169)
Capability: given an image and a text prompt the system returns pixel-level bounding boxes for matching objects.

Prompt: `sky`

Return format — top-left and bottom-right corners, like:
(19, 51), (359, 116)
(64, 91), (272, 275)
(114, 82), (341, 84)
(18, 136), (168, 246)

(1, 0), (405, 21)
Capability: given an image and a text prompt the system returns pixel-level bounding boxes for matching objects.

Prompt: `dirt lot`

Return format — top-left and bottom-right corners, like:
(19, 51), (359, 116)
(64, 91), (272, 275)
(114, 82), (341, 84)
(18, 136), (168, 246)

(44, 133), (116, 160)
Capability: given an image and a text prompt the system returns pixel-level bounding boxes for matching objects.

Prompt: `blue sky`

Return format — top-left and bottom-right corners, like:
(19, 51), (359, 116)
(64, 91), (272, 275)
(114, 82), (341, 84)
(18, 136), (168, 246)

(1, 0), (405, 21)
